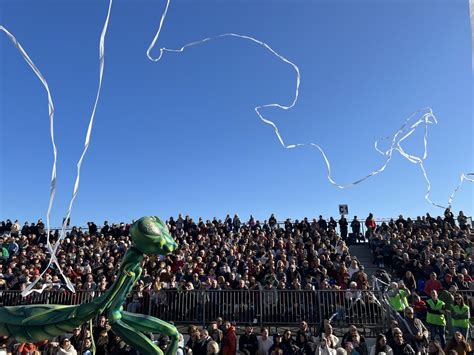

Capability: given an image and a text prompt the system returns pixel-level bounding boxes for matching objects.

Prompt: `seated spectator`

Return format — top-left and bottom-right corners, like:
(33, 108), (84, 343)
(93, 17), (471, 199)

(341, 326), (365, 349)
(57, 338), (77, 355)
(369, 334), (393, 355)
(207, 340), (220, 354)
(390, 329), (415, 355)
(445, 332), (471, 355)
(257, 327), (273, 355)
(268, 333), (284, 355)
(427, 340), (445, 355)
(318, 337), (337, 355)
(399, 307), (428, 355)
(411, 293), (427, 321)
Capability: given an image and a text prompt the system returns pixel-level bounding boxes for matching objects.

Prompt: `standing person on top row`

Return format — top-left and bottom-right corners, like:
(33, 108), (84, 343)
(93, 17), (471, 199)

(350, 216), (361, 244)
(365, 213), (376, 239)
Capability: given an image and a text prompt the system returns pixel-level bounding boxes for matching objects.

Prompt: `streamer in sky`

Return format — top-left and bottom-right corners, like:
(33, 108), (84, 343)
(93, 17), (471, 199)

(470, 0), (474, 70)
(4, 0), (113, 296)
(147, 0), (472, 209)
(0, 25), (65, 290)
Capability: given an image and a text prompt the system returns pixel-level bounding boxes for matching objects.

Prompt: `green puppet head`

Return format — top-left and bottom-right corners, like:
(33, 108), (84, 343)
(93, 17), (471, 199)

(130, 216), (177, 255)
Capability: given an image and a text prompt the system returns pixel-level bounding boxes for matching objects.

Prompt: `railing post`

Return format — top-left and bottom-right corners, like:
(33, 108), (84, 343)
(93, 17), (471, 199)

(316, 289), (321, 327)
(259, 288), (264, 328)
(202, 290), (206, 328)
(148, 290), (152, 316)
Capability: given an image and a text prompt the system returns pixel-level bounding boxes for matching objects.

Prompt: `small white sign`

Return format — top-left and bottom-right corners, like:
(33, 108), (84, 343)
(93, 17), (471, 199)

(339, 204), (349, 215)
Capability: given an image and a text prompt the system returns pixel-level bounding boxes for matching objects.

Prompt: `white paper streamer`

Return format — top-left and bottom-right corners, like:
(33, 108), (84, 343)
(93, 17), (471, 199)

(147, 0), (472, 210)
(0, 25), (66, 294)
(21, 0), (113, 296)
(470, 0), (474, 70)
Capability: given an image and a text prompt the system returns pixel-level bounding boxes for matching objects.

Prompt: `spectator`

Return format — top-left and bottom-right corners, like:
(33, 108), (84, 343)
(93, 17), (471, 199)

(350, 217), (361, 241)
(69, 327), (82, 351)
(317, 337), (337, 355)
(222, 321), (237, 355)
(428, 340), (445, 355)
(411, 293), (427, 321)
(390, 329), (415, 355)
(95, 330), (109, 355)
(269, 333), (284, 355)
(199, 329), (212, 355)
(369, 334), (393, 355)
(426, 290), (447, 349)
(257, 327), (273, 355)
(445, 332), (471, 355)
(207, 340), (220, 354)
(451, 294), (470, 340)
(209, 321), (223, 348)
(339, 217), (349, 241)
(297, 321), (314, 347)
(399, 307), (428, 355)
(82, 338), (93, 355)
(365, 214), (376, 239)
(402, 271), (416, 292)
(57, 338), (78, 355)
(281, 329), (297, 354)
(387, 282), (409, 314)
(239, 325), (258, 355)
(323, 324), (340, 349)
(424, 272), (443, 296)
(341, 326), (366, 350)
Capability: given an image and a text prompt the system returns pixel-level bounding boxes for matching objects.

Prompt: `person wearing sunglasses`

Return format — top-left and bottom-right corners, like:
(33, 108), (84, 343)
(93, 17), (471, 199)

(451, 294), (470, 340)
(400, 307), (429, 355)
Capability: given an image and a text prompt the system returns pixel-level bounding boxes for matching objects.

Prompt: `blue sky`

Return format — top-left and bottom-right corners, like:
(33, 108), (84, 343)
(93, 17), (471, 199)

(1, 0), (472, 226)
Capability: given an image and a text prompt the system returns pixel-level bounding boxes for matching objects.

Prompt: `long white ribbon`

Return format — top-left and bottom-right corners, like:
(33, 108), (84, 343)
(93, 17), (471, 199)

(0, 25), (65, 294)
(147, 0), (472, 210)
(470, 0), (474, 70)
(20, 0), (113, 296)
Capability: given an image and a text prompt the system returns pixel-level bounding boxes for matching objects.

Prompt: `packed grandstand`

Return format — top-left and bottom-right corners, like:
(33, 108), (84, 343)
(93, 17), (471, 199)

(0, 209), (472, 354)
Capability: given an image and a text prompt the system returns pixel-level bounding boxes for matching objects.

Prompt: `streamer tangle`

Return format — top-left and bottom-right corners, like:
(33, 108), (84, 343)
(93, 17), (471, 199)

(1, 0), (113, 296)
(147, 0), (473, 210)
(0, 25), (64, 292)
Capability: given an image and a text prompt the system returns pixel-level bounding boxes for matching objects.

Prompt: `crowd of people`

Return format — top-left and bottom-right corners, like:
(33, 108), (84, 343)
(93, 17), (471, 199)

(2, 315), (469, 355)
(0, 213), (374, 296)
(0, 210), (472, 354)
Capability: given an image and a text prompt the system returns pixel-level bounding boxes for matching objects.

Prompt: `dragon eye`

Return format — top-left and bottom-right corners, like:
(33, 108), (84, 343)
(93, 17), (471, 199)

(140, 219), (162, 236)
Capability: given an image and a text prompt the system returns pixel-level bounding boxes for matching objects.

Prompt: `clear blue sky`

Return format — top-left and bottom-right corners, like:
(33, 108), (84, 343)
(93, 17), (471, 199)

(1, 0), (472, 226)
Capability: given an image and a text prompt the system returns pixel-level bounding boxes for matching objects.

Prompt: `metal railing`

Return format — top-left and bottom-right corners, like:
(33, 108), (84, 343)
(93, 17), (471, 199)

(0, 289), (388, 329)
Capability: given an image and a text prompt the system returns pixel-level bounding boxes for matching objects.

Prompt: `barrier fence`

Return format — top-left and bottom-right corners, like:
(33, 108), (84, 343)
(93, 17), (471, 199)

(0, 289), (390, 329)
(1, 288), (473, 335)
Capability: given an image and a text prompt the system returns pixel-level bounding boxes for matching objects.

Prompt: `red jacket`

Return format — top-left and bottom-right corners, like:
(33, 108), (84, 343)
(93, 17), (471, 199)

(424, 279), (442, 296)
(222, 326), (237, 355)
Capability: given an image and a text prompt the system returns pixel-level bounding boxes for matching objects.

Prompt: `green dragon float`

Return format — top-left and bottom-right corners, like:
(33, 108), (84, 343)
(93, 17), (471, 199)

(0, 216), (179, 355)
